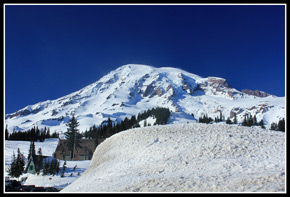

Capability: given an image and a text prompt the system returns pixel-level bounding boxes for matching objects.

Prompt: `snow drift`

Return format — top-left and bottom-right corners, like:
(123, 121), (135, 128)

(62, 123), (285, 192)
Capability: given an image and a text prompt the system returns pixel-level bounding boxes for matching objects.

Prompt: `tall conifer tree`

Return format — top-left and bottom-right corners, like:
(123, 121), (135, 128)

(64, 115), (82, 160)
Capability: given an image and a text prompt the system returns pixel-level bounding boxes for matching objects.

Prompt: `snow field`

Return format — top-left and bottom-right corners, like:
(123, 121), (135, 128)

(62, 123), (285, 192)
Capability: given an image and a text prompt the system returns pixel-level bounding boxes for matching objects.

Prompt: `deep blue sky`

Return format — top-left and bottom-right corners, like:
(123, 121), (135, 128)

(5, 4), (285, 114)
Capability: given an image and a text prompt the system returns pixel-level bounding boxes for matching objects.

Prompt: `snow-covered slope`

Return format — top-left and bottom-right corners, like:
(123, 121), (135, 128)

(5, 64), (285, 133)
(62, 123), (285, 192)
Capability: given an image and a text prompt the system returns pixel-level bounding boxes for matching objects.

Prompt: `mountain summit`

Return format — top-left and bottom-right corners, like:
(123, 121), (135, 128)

(5, 64), (285, 133)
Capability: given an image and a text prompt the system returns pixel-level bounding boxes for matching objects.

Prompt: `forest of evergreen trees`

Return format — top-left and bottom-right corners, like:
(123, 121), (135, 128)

(83, 107), (171, 146)
(198, 111), (285, 132)
(6, 126), (59, 141)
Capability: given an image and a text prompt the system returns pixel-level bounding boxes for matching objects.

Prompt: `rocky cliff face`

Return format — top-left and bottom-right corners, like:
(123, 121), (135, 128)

(241, 89), (272, 98)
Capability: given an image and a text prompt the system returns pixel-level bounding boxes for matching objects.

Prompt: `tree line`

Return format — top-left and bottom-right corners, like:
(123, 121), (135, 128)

(5, 126), (59, 141)
(197, 111), (285, 132)
(83, 107), (171, 146)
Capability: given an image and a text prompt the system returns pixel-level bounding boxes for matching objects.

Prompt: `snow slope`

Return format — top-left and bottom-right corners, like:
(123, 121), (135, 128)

(5, 64), (285, 133)
(62, 123), (285, 192)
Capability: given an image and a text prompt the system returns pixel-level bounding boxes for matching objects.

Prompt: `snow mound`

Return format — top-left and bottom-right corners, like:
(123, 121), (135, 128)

(62, 123), (285, 192)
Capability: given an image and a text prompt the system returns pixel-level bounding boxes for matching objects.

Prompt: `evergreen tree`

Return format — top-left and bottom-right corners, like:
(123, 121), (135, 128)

(248, 114), (253, 127)
(46, 128), (51, 138)
(8, 151), (17, 177)
(226, 117), (232, 124)
(199, 114), (213, 124)
(5, 124), (9, 140)
(61, 161), (67, 178)
(242, 114), (248, 126)
(106, 117), (113, 137)
(253, 115), (257, 126)
(64, 115), (82, 160)
(43, 159), (49, 176)
(124, 117), (130, 130)
(143, 119), (147, 127)
(8, 148), (25, 178)
(278, 118), (285, 132)
(35, 148), (43, 174)
(49, 158), (59, 175)
(270, 122), (277, 130)
(259, 119), (265, 129)
(28, 140), (36, 159)
(16, 148), (25, 177)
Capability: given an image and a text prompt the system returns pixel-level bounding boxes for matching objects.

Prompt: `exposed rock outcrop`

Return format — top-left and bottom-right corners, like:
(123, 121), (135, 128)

(241, 89), (271, 97)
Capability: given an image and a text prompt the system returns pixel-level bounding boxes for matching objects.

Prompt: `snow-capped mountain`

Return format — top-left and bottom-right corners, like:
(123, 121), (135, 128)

(5, 64), (285, 133)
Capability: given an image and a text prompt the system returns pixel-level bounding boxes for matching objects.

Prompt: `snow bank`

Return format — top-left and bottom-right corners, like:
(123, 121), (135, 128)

(62, 123), (285, 192)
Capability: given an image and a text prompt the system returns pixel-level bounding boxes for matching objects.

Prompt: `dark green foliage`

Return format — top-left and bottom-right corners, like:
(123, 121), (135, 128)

(27, 140), (36, 160)
(7, 126), (58, 141)
(214, 111), (225, 123)
(35, 148), (43, 174)
(270, 118), (285, 132)
(84, 107), (171, 146)
(137, 107), (170, 125)
(5, 124), (9, 140)
(42, 157), (60, 176)
(61, 161), (67, 178)
(64, 115), (83, 160)
(270, 122), (278, 131)
(199, 114), (213, 124)
(278, 118), (285, 132)
(242, 114), (259, 127)
(226, 117), (232, 124)
(48, 158), (60, 175)
(259, 119), (265, 129)
(8, 148), (25, 178)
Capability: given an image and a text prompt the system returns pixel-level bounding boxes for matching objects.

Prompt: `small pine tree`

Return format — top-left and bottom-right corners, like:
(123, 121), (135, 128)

(278, 118), (285, 132)
(8, 151), (17, 177)
(61, 161), (67, 178)
(5, 124), (9, 140)
(35, 148), (43, 174)
(248, 114), (253, 127)
(242, 115), (248, 126)
(226, 117), (232, 124)
(143, 120), (147, 127)
(259, 119), (265, 129)
(28, 140), (36, 159)
(253, 115), (257, 126)
(270, 122), (278, 131)
(42, 159), (49, 176)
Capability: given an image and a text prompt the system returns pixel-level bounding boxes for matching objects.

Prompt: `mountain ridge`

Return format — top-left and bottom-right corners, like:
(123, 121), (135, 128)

(5, 64), (285, 133)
